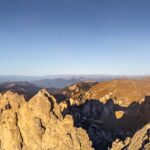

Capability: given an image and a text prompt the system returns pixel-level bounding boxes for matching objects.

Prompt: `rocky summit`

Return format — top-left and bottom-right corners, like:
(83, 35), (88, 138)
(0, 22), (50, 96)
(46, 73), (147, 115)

(0, 89), (93, 150)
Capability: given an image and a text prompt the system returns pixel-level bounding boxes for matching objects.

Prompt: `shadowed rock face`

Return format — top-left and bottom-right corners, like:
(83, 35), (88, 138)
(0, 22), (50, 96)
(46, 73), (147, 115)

(111, 123), (150, 150)
(0, 90), (93, 150)
(62, 97), (150, 150)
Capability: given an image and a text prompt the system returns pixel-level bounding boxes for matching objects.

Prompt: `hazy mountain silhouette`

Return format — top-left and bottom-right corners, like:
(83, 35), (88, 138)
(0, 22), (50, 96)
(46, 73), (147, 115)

(0, 81), (40, 100)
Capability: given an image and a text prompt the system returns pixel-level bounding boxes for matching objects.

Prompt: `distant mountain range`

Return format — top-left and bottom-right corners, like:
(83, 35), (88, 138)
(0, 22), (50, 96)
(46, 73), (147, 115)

(0, 74), (125, 82)
(0, 75), (118, 89)
(0, 74), (149, 92)
(30, 78), (82, 89)
(0, 74), (145, 89)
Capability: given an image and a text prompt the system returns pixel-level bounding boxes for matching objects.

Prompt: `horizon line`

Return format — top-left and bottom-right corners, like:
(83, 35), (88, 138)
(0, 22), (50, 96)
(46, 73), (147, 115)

(0, 74), (150, 77)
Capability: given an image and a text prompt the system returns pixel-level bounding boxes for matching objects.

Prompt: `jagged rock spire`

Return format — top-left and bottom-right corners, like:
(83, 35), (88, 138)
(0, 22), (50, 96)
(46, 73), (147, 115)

(0, 90), (93, 150)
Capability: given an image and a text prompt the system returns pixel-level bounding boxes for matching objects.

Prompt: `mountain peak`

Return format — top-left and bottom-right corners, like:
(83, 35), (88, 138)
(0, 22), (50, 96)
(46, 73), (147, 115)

(0, 91), (25, 112)
(0, 90), (93, 150)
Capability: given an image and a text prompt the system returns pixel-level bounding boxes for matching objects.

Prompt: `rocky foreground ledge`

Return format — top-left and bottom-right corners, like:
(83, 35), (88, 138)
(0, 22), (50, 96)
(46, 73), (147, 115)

(0, 90), (93, 150)
(0, 90), (150, 150)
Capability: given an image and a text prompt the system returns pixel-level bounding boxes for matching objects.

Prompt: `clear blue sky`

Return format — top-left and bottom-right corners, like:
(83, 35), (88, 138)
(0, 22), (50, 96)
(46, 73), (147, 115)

(0, 0), (150, 75)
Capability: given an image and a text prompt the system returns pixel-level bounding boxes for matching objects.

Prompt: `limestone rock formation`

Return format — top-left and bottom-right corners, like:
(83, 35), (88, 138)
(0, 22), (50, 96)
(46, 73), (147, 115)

(115, 111), (124, 119)
(0, 90), (93, 150)
(55, 81), (96, 104)
(111, 123), (150, 150)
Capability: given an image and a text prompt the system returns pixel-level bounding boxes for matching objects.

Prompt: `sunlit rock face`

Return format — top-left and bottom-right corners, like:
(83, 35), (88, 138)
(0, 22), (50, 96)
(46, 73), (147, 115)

(87, 79), (150, 107)
(0, 90), (93, 150)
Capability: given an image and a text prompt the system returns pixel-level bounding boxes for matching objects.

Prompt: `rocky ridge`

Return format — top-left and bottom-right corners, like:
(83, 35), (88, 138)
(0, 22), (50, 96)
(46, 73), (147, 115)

(86, 79), (150, 107)
(0, 90), (93, 150)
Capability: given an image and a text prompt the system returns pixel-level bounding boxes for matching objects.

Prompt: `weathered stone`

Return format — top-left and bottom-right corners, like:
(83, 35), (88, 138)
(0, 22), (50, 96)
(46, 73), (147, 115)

(0, 90), (93, 150)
